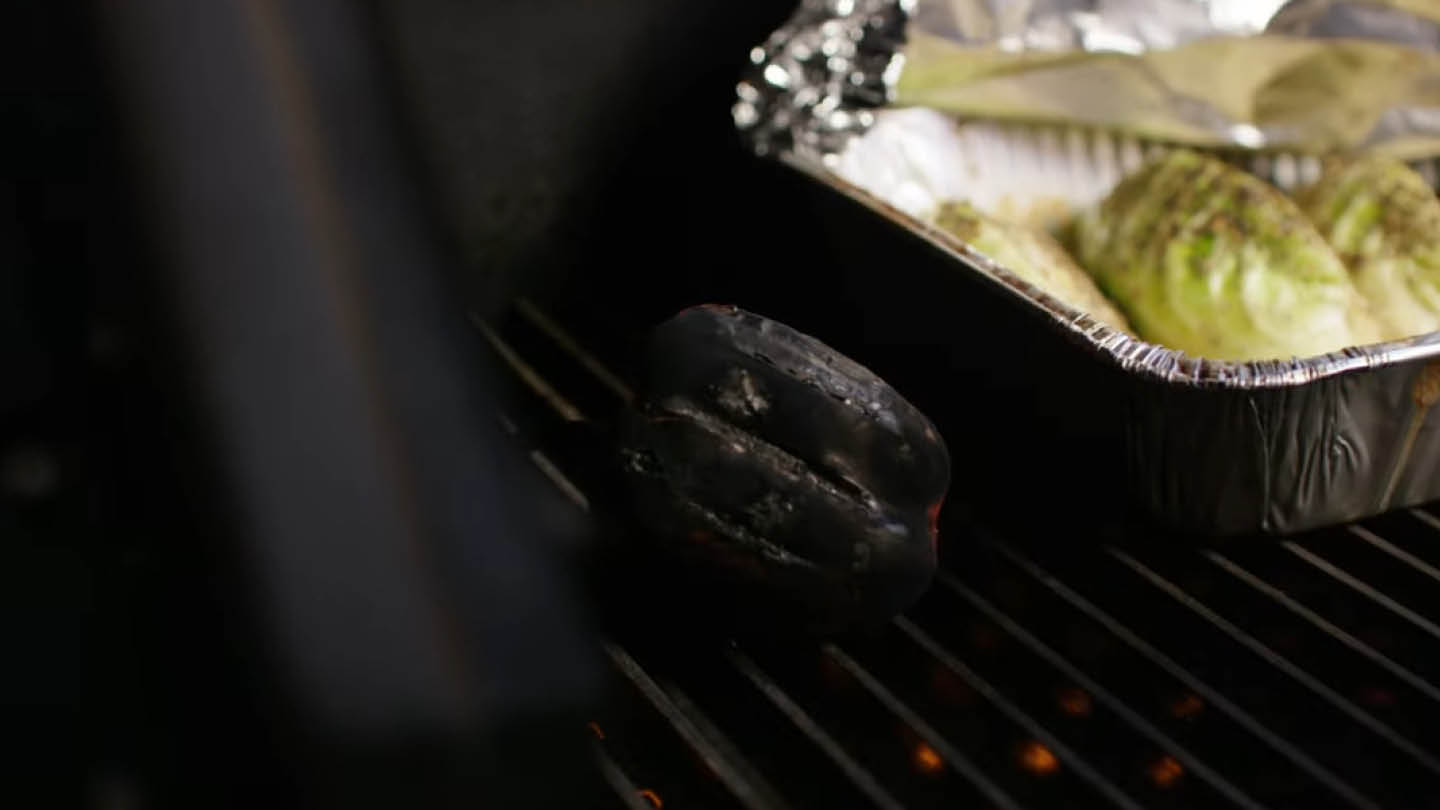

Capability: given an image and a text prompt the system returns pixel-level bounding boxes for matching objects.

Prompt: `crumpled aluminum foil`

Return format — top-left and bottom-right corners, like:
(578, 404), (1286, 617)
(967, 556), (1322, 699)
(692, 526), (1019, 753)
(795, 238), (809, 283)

(736, 0), (1440, 160)
(910, 0), (1287, 51)
(733, 0), (907, 162)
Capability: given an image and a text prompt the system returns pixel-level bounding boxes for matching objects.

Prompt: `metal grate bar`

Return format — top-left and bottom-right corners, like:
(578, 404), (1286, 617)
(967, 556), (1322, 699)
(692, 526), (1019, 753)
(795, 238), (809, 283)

(1206, 550), (1440, 706)
(893, 615), (1145, 810)
(473, 314), (585, 422)
(1360, 512), (1440, 577)
(659, 680), (796, 810)
(1348, 525), (1440, 585)
(605, 642), (784, 810)
(598, 747), (662, 810)
(478, 313), (596, 513)
(514, 297), (636, 404)
(987, 541), (1378, 810)
(824, 644), (1025, 810)
(725, 648), (906, 810)
(1109, 547), (1440, 778)
(1284, 542), (1440, 643)
(527, 449), (591, 513)
(496, 404), (594, 512)
(932, 567), (1276, 810)
(1408, 509), (1440, 533)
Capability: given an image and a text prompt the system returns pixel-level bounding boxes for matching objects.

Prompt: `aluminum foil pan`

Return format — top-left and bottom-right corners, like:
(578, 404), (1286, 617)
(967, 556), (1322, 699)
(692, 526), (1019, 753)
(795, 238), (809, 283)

(733, 0), (1440, 534)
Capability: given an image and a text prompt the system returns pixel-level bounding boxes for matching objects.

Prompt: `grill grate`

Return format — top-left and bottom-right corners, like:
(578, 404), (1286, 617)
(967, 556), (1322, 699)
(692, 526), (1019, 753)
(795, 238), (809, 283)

(479, 301), (1440, 810)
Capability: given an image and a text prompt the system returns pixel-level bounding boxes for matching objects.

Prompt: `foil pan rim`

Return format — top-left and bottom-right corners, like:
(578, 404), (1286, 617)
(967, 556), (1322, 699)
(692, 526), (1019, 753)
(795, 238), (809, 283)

(783, 154), (1440, 390)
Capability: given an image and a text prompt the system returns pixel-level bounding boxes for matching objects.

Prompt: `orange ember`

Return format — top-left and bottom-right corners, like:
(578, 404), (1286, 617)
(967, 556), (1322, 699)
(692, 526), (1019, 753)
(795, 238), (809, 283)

(1150, 756), (1184, 788)
(638, 788), (663, 808)
(1057, 687), (1092, 717)
(587, 721), (605, 740)
(1171, 694), (1204, 719)
(913, 743), (944, 774)
(1018, 741), (1059, 775)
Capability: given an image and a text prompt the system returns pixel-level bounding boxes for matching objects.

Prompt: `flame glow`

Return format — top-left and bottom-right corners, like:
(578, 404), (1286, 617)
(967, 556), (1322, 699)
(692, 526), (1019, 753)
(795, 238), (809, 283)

(1018, 741), (1059, 775)
(913, 743), (944, 774)
(1150, 756), (1184, 788)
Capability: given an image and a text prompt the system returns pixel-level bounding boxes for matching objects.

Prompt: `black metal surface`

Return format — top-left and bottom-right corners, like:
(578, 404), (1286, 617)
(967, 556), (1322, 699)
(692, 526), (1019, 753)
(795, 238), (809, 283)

(483, 299), (1440, 810)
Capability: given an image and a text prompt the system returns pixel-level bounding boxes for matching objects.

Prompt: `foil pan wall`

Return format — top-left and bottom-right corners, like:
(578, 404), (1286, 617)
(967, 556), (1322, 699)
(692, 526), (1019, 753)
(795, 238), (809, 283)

(733, 0), (1440, 534)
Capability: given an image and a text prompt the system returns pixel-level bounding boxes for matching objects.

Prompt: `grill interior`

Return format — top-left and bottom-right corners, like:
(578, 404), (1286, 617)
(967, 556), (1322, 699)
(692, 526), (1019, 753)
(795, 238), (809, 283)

(480, 299), (1440, 810)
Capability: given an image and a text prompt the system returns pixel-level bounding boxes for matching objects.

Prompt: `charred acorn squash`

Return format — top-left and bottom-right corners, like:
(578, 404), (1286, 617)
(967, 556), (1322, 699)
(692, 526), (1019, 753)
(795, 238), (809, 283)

(618, 305), (950, 634)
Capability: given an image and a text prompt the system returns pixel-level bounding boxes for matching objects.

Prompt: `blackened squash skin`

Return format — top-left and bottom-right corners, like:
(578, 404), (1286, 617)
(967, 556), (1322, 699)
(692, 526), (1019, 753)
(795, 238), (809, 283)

(619, 305), (950, 634)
